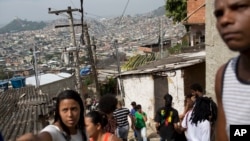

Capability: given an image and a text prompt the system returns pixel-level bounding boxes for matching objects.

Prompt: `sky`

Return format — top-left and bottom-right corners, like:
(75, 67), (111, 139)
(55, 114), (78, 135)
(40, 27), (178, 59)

(0, 0), (165, 25)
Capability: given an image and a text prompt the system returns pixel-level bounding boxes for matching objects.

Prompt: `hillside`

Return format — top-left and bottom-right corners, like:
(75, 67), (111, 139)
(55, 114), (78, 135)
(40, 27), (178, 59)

(0, 6), (165, 34)
(0, 18), (47, 34)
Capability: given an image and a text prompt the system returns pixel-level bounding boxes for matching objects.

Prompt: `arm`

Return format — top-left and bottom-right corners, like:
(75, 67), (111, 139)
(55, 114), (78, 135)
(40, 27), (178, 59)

(173, 110), (182, 133)
(142, 112), (147, 122)
(154, 109), (161, 131)
(180, 111), (188, 132)
(129, 114), (135, 129)
(215, 64), (229, 141)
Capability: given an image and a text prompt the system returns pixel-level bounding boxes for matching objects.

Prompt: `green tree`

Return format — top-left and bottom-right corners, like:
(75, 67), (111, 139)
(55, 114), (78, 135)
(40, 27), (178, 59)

(165, 0), (187, 23)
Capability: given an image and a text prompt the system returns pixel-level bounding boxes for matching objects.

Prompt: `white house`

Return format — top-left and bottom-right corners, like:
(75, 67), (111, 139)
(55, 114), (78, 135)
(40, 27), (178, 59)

(118, 51), (205, 125)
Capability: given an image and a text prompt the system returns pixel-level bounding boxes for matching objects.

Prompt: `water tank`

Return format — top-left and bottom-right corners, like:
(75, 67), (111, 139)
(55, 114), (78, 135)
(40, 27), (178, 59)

(10, 76), (26, 89)
(80, 65), (91, 76)
(0, 80), (9, 91)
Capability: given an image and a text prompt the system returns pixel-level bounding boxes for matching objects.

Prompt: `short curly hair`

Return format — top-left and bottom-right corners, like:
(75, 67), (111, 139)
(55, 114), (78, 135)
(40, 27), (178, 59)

(98, 94), (118, 114)
(190, 83), (203, 93)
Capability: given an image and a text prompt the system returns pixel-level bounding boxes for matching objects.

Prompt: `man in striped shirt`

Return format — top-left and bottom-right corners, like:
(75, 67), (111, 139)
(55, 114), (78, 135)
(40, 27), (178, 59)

(113, 101), (134, 141)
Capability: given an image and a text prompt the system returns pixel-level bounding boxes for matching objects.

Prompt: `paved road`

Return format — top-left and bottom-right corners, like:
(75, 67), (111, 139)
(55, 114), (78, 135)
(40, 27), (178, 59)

(127, 124), (160, 141)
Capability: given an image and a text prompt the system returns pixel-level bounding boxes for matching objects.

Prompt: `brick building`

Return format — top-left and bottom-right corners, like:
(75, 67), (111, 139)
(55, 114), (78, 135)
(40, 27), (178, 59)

(184, 0), (206, 46)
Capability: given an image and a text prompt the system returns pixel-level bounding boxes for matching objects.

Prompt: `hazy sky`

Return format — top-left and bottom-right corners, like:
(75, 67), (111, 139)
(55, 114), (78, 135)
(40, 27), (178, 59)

(0, 0), (165, 25)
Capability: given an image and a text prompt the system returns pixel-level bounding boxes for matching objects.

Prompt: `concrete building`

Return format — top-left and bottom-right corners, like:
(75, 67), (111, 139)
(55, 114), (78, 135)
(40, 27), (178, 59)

(119, 51), (205, 125)
(184, 0), (206, 46)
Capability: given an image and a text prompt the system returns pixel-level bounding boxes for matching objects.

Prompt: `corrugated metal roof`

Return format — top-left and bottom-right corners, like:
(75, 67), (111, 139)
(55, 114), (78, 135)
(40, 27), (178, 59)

(26, 73), (72, 86)
(0, 86), (53, 141)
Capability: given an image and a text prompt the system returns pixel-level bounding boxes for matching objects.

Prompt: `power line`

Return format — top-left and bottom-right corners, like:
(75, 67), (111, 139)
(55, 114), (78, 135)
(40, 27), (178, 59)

(115, 0), (130, 25)
(68, 0), (77, 9)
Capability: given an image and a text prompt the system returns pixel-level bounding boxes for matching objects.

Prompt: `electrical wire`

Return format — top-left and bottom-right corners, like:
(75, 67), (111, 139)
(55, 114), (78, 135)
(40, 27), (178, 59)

(69, 0), (77, 9)
(115, 0), (130, 25)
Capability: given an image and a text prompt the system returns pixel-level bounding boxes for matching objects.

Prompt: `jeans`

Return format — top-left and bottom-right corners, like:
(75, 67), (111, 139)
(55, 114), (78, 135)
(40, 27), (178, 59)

(117, 125), (129, 141)
(135, 127), (147, 141)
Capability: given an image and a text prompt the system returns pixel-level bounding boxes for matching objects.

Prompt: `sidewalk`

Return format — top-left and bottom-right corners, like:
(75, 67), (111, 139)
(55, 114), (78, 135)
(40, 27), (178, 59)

(127, 124), (160, 141)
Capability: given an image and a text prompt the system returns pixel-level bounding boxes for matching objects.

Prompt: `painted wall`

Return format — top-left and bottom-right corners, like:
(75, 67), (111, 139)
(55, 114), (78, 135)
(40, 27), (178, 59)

(167, 70), (185, 114)
(122, 74), (155, 124)
(122, 70), (185, 125)
(39, 75), (76, 97)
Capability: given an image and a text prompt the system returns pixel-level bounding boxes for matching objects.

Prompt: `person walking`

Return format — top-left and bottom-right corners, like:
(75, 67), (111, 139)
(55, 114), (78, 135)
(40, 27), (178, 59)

(86, 96), (92, 112)
(113, 101), (134, 141)
(134, 104), (147, 141)
(213, 0), (250, 141)
(130, 101), (137, 139)
(154, 93), (180, 141)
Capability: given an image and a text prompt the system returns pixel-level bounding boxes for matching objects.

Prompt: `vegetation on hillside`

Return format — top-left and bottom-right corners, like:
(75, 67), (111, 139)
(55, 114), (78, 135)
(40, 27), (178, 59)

(0, 19), (46, 34)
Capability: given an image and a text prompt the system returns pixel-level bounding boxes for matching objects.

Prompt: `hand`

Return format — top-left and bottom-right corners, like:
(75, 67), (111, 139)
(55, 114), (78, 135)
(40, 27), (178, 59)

(179, 114), (185, 120)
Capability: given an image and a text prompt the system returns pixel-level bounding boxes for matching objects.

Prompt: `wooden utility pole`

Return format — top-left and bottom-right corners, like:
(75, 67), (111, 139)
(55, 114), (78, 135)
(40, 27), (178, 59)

(113, 40), (124, 98)
(160, 18), (163, 59)
(83, 23), (100, 99)
(79, 0), (100, 99)
(48, 7), (82, 95)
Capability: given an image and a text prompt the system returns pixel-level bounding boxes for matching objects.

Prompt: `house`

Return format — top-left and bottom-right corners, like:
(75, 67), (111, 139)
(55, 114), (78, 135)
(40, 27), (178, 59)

(118, 50), (205, 124)
(138, 37), (171, 53)
(26, 72), (76, 96)
(183, 0), (205, 46)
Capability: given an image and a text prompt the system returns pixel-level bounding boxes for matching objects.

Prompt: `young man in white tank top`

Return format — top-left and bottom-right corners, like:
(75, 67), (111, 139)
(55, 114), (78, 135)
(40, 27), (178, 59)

(214, 0), (250, 141)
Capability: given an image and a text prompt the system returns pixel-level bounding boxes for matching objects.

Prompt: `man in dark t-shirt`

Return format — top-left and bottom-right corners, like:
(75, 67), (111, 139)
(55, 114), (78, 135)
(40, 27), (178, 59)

(154, 94), (180, 141)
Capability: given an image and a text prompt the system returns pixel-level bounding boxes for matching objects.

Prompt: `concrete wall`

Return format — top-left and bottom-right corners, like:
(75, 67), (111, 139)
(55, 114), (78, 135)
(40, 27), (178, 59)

(122, 70), (185, 124)
(39, 75), (76, 97)
(205, 0), (238, 100)
(167, 70), (185, 114)
(122, 74), (155, 123)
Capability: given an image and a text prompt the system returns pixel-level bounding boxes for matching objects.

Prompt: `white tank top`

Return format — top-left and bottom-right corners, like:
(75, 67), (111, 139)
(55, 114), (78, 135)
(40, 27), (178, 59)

(40, 125), (83, 141)
(222, 56), (250, 137)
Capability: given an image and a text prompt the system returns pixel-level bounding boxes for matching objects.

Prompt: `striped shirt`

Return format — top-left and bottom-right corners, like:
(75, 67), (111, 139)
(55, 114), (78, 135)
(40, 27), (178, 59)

(113, 108), (131, 127)
(222, 56), (250, 137)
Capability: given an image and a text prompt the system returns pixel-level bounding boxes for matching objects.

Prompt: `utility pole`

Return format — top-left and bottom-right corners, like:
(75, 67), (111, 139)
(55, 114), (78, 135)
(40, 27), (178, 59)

(160, 18), (163, 59)
(79, 0), (100, 99)
(48, 7), (82, 95)
(83, 23), (100, 99)
(113, 40), (124, 98)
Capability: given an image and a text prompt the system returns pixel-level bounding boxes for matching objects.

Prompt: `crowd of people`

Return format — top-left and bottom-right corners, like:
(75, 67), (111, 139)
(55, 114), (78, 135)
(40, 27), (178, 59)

(13, 83), (218, 141)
